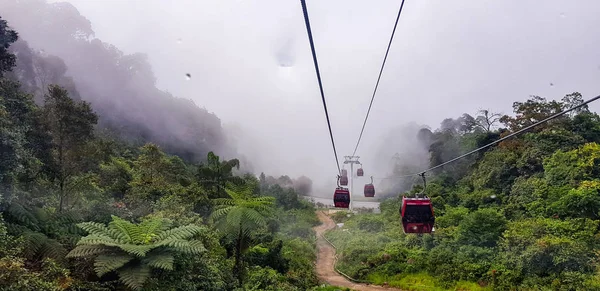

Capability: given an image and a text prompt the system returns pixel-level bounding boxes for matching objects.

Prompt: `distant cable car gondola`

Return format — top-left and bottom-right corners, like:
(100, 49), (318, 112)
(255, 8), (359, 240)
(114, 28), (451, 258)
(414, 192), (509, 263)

(357, 167), (364, 177)
(341, 169), (348, 177)
(339, 175), (348, 186)
(400, 173), (435, 234)
(364, 176), (375, 197)
(333, 175), (350, 208)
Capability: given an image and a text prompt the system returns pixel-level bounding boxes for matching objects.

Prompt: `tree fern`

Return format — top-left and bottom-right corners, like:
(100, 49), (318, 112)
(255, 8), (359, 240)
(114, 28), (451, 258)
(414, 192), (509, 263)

(155, 224), (204, 241)
(65, 244), (109, 257)
(94, 253), (134, 277)
(210, 186), (275, 285)
(6, 203), (40, 230)
(3, 202), (80, 262)
(118, 265), (151, 291)
(17, 230), (68, 262)
(67, 215), (206, 290)
(142, 251), (174, 270)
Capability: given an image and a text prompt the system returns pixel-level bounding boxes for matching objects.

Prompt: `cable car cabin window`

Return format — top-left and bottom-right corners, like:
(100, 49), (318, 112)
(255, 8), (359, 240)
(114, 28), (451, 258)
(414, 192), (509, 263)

(402, 205), (433, 222)
(334, 193), (350, 202)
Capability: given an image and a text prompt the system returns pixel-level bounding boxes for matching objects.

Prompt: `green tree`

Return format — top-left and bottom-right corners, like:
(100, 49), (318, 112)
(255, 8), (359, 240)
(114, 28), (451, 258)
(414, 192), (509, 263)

(562, 92), (588, 116)
(128, 143), (174, 201)
(42, 85), (98, 211)
(67, 215), (206, 290)
(569, 111), (600, 143)
(457, 208), (507, 247)
(470, 148), (519, 194)
(0, 79), (39, 199)
(98, 156), (132, 199)
(197, 152), (242, 199)
(210, 186), (275, 286)
(495, 218), (598, 288)
(549, 181), (600, 219)
(544, 143), (600, 187)
(500, 95), (566, 132)
(0, 16), (18, 76)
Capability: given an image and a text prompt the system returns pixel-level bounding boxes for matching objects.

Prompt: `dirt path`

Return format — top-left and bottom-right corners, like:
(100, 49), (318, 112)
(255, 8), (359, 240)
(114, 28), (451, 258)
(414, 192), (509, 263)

(314, 211), (403, 291)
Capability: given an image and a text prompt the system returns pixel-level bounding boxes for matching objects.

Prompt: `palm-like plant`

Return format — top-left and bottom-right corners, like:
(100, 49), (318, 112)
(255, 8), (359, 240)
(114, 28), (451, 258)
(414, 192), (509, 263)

(66, 215), (206, 290)
(210, 186), (275, 285)
(197, 152), (244, 198)
(3, 203), (77, 262)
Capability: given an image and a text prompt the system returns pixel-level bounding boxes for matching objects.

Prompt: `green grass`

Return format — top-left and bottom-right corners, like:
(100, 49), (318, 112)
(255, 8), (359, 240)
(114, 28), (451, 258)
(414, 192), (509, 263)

(366, 272), (491, 291)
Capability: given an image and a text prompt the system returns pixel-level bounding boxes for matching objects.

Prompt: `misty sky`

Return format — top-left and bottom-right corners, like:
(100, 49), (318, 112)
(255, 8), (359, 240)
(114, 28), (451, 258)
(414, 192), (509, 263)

(46, 0), (600, 191)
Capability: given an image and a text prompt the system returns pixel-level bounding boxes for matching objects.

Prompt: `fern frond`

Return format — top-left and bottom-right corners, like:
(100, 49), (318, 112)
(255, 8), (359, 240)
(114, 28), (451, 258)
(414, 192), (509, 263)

(107, 215), (136, 243)
(7, 203), (40, 230)
(66, 245), (111, 258)
(117, 244), (155, 257)
(143, 252), (174, 271)
(156, 239), (206, 254)
(39, 238), (68, 261)
(77, 222), (111, 237)
(226, 207), (244, 229)
(243, 209), (267, 227)
(254, 196), (276, 203)
(54, 210), (81, 224)
(21, 231), (47, 259)
(212, 198), (235, 206)
(94, 253), (134, 277)
(118, 264), (151, 290)
(5, 223), (29, 235)
(209, 207), (232, 223)
(155, 224), (203, 241)
(139, 218), (166, 243)
(224, 188), (243, 200)
(77, 235), (120, 246)
(107, 228), (131, 244)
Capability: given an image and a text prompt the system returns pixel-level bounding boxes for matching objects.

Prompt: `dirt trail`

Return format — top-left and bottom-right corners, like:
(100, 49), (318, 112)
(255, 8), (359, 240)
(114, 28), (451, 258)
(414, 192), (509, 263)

(314, 211), (403, 291)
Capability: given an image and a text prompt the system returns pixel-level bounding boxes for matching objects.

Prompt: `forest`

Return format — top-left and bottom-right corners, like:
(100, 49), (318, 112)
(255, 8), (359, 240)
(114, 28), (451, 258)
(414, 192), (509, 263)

(0, 14), (325, 290)
(3, 1), (600, 290)
(0, 0), (238, 164)
(326, 94), (600, 290)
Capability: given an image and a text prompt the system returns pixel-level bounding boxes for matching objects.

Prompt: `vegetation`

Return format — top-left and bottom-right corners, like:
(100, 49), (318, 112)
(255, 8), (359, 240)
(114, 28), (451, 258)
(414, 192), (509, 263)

(3, 1), (600, 290)
(326, 93), (600, 290)
(0, 17), (320, 290)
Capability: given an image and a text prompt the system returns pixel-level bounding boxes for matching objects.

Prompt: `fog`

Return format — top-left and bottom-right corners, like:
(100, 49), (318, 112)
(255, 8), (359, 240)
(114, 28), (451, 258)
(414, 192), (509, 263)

(3, 0), (600, 197)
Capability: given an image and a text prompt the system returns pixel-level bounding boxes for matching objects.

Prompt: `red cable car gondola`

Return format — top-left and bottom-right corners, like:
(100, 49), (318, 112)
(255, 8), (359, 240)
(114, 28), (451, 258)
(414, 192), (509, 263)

(364, 176), (375, 197)
(339, 175), (348, 186)
(400, 196), (434, 233)
(357, 167), (364, 177)
(399, 173), (435, 234)
(333, 187), (350, 208)
(364, 184), (375, 197)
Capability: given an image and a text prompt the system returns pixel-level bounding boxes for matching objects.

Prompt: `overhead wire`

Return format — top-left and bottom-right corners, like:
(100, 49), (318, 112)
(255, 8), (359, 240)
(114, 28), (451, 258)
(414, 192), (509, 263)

(299, 0), (341, 174)
(352, 0), (407, 156)
(376, 93), (600, 180)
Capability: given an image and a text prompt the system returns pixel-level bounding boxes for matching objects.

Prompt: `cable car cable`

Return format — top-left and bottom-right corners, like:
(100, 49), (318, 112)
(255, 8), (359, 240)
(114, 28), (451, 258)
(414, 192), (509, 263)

(375, 93), (600, 180)
(300, 0), (341, 174)
(352, 0), (407, 156)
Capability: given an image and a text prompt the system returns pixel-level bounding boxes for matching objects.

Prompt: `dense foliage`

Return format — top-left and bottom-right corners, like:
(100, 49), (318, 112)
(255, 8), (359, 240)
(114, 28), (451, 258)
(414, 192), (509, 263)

(0, 17), (320, 290)
(0, 0), (235, 162)
(326, 94), (600, 290)
(3, 2), (600, 290)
